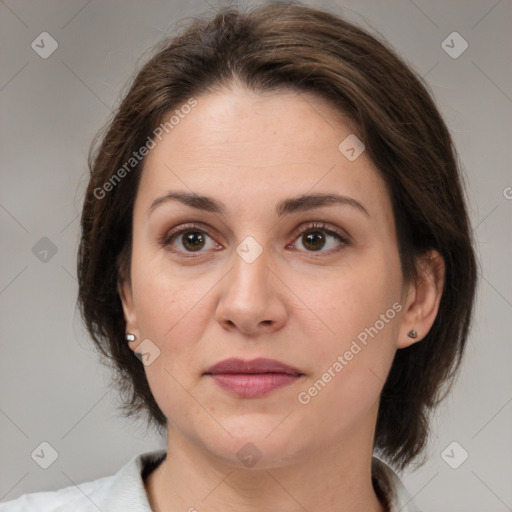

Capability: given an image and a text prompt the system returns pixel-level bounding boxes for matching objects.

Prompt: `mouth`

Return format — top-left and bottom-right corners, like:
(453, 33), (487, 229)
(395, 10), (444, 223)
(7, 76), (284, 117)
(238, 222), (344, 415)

(204, 358), (305, 398)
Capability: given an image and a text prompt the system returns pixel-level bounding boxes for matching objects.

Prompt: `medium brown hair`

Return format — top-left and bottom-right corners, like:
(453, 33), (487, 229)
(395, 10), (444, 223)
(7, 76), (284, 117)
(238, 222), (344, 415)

(77, 1), (477, 470)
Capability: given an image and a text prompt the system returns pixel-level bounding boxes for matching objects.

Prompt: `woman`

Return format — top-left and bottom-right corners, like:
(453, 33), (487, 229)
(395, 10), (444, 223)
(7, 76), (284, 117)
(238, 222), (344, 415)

(1, 2), (477, 511)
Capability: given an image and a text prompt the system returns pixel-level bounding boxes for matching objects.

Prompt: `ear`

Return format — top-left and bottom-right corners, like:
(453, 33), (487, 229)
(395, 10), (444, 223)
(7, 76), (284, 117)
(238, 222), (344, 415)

(118, 274), (140, 348)
(397, 249), (445, 349)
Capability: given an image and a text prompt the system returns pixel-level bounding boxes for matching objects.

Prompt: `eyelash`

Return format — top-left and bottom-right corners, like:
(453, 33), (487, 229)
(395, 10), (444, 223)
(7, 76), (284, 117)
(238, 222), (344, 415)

(159, 222), (350, 259)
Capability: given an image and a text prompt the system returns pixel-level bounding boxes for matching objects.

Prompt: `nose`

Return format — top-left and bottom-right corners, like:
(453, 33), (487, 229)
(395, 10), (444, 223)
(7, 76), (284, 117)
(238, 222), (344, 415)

(214, 244), (288, 337)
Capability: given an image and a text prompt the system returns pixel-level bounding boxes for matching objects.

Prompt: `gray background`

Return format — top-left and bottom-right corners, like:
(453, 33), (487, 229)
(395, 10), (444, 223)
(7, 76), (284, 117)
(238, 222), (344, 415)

(1, 0), (511, 510)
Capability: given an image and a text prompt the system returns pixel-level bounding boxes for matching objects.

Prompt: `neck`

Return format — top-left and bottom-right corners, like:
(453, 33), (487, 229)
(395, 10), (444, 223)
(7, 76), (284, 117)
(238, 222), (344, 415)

(145, 422), (385, 512)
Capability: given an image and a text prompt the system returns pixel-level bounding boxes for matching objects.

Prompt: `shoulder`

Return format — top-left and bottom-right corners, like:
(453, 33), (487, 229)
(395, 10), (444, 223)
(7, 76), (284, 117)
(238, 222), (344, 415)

(371, 456), (422, 512)
(0, 474), (116, 512)
(0, 449), (167, 512)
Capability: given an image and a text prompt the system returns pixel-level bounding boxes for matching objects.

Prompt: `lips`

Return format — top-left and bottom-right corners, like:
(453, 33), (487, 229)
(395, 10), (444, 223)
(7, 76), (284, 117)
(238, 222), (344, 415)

(205, 357), (303, 376)
(205, 358), (304, 398)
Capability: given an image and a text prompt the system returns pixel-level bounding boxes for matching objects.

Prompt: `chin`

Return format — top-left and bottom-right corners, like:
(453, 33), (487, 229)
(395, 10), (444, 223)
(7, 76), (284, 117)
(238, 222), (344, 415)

(195, 416), (310, 469)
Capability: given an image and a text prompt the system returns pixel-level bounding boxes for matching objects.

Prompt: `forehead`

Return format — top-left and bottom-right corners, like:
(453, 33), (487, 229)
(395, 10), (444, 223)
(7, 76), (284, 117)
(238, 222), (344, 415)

(136, 87), (392, 222)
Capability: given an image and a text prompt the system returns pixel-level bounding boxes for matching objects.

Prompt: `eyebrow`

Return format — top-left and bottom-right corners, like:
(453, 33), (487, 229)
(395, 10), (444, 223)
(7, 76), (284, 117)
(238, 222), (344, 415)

(148, 191), (370, 218)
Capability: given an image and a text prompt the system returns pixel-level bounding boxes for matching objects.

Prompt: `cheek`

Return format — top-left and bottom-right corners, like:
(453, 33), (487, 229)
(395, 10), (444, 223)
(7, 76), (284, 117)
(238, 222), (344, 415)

(130, 244), (208, 340)
(129, 260), (213, 419)
(306, 256), (401, 346)
(300, 254), (402, 411)
(128, 250), (222, 392)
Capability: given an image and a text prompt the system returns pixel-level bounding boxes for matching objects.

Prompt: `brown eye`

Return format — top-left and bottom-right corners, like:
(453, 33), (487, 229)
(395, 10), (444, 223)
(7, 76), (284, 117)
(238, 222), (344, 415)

(181, 230), (206, 251)
(289, 223), (350, 255)
(160, 223), (221, 257)
(302, 231), (327, 251)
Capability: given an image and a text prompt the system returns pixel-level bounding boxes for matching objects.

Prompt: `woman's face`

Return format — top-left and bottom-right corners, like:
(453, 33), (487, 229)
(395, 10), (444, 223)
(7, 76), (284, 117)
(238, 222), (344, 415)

(120, 87), (413, 467)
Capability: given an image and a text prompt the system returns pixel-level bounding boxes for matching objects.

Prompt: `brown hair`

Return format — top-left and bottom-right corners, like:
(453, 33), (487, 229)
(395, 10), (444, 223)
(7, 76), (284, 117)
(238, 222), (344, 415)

(77, 1), (477, 470)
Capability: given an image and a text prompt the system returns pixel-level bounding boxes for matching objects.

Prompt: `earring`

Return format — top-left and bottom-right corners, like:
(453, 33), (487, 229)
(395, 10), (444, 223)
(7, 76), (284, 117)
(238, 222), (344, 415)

(125, 333), (136, 343)
(407, 329), (418, 339)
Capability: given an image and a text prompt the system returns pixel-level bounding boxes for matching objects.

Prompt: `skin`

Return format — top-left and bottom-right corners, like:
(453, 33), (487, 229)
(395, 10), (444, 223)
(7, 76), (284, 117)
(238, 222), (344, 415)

(119, 86), (445, 512)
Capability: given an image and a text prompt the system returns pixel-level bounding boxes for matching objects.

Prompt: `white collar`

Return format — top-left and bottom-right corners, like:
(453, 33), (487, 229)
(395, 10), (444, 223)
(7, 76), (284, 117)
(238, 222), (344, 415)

(103, 449), (422, 512)
(2, 449), (422, 511)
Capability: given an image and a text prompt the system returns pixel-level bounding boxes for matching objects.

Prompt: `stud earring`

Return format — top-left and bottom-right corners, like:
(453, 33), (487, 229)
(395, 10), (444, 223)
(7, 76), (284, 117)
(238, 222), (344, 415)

(407, 329), (418, 339)
(125, 333), (136, 343)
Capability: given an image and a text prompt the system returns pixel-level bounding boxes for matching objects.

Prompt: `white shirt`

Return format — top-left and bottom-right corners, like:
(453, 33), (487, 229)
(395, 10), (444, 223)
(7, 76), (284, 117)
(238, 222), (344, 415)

(0, 449), (421, 511)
